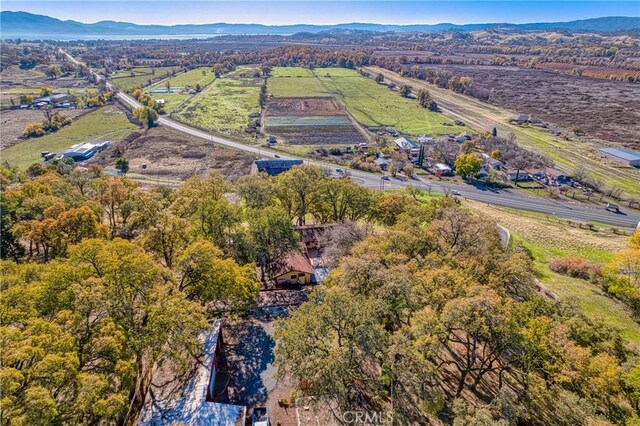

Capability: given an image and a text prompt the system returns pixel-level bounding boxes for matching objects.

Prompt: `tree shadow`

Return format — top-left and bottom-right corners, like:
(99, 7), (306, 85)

(225, 320), (276, 407)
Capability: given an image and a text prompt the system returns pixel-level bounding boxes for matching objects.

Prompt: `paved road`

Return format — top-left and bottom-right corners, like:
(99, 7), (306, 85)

(62, 50), (640, 228)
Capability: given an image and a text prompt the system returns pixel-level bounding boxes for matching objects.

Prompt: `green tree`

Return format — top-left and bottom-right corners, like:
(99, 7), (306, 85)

(115, 157), (130, 175)
(399, 84), (412, 97)
(375, 73), (384, 83)
(454, 153), (482, 179)
(133, 106), (158, 128)
(274, 165), (325, 226)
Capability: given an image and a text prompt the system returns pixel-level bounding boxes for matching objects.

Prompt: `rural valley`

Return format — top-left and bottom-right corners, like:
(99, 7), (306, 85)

(1, 6), (640, 426)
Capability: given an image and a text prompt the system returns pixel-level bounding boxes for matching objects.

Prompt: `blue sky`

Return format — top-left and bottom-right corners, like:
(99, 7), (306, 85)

(2, 1), (639, 25)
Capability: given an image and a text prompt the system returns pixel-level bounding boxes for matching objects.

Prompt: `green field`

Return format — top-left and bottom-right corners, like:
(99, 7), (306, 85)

(266, 115), (352, 126)
(268, 67), (327, 97)
(1, 105), (137, 168)
(172, 67), (262, 141)
(311, 68), (465, 135)
(146, 68), (215, 112)
(109, 66), (181, 91)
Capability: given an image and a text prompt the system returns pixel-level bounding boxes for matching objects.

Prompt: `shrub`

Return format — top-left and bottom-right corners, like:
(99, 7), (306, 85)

(23, 122), (45, 138)
(549, 257), (596, 280)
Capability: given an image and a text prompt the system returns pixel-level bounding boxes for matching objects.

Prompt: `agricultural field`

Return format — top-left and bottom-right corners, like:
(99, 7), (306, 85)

(89, 126), (256, 182)
(145, 67), (215, 112)
(1, 105), (137, 169)
(268, 67), (326, 97)
(312, 68), (465, 135)
(367, 66), (640, 199)
(172, 66), (262, 141)
(468, 201), (640, 349)
(108, 66), (182, 91)
(264, 96), (365, 145)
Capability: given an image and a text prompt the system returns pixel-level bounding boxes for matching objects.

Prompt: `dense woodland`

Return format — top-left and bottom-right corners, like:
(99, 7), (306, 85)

(1, 159), (639, 425)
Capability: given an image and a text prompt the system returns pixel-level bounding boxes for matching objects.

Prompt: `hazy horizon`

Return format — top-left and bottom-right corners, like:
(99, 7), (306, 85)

(2, 1), (639, 26)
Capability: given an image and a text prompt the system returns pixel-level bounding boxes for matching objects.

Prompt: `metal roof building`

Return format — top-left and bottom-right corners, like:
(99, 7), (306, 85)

(254, 159), (303, 176)
(600, 147), (640, 167)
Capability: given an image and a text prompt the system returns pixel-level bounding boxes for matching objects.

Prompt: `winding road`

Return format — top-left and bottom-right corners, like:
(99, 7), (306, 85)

(62, 50), (640, 228)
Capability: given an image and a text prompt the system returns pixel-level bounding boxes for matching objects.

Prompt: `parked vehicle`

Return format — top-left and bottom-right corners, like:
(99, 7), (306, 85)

(452, 190), (461, 196)
(606, 203), (620, 213)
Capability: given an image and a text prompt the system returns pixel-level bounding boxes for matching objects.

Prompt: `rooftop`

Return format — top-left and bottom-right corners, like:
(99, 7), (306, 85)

(275, 251), (315, 277)
(600, 147), (640, 161)
(138, 320), (246, 426)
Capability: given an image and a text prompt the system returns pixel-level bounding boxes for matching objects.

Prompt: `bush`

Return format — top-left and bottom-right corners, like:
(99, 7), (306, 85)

(549, 257), (597, 280)
(23, 122), (45, 138)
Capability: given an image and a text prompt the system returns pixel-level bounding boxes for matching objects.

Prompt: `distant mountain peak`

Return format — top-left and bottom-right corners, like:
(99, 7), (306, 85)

(1, 11), (639, 40)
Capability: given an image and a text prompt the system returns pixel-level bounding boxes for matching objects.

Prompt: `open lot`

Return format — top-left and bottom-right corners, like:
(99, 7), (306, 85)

(265, 96), (365, 145)
(367, 66), (640, 199)
(109, 66), (182, 91)
(0, 108), (88, 149)
(1, 105), (137, 169)
(172, 66), (262, 141)
(90, 125), (256, 182)
(145, 67), (215, 112)
(313, 68), (465, 135)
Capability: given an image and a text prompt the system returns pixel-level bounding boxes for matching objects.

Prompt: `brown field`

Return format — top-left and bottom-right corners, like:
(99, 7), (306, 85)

(0, 65), (90, 91)
(265, 96), (347, 116)
(420, 64), (640, 148)
(0, 108), (88, 149)
(89, 126), (256, 181)
(536, 62), (640, 80)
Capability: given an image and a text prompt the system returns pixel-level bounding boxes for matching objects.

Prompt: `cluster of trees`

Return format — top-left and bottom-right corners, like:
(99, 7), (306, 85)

(275, 197), (640, 425)
(478, 134), (550, 183)
(22, 107), (72, 138)
(416, 88), (438, 111)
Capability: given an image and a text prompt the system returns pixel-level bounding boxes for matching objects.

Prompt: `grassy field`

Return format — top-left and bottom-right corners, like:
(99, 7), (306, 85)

(172, 67), (262, 141)
(366, 66), (640, 199)
(146, 68), (216, 112)
(1, 105), (137, 169)
(109, 66), (181, 92)
(466, 200), (640, 348)
(311, 68), (465, 135)
(268, 67), (327, 97)
(271, 67), (315, 77)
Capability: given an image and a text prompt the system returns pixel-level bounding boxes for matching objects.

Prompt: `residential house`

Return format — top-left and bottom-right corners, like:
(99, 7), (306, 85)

(138, 320), (247, 426)
(417, 135), (434, 144)
(374, 156), (390, 171)
(511, 114), (530, 125)
(273, 251), (315, 285)
(34, 93), (69, 105)
(433, 163), (453, 177)
(253, 159), (303, 176)
(481, 153), (504, 170)
(504, 168), (531, 182)
(599, 147), (640, 167)
(394, 137), (420, 158)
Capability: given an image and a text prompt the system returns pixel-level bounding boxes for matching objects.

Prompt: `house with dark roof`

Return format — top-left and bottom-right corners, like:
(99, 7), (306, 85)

(253, 159), (303, 176)
(138, 320), (247, 426)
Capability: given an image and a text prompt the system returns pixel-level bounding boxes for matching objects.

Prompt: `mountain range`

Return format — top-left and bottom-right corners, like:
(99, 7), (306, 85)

(1, 11), (639, 39)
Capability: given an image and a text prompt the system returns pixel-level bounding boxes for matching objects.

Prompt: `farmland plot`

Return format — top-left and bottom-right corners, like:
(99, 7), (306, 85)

(265, 96), (365, 145)
(172, 67), (262, 141)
